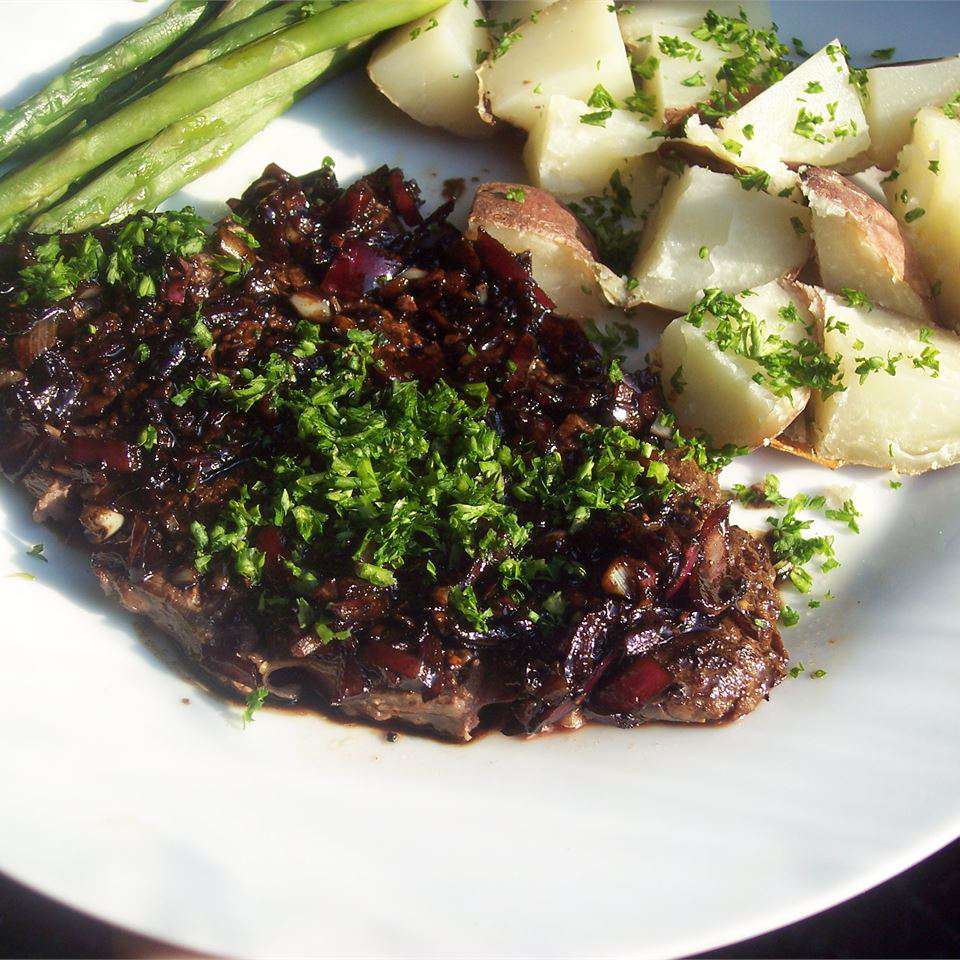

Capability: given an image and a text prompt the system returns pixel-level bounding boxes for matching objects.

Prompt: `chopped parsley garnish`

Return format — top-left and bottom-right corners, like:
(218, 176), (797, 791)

(580, 109), (613, 127)
(26, 543), (47, 563)
(586, 84), (618, 110)
(658, 35), (700, 61)
(904, 207), (926, 223)
(734, 168), (771, 192)
(929, 159), (941, 174)
(811, 668), (827, 678)
(504, 186), (525, 204)
(242, 687), (268, 725)
(138, 424), (159, 450)
(690, 11), (793, 120)
(854, 352), (902, 383)
(17, 209), (212, 305)
(683, 289), (844, 399)
(841, 287), (872, 310)
(780, 606), (800, 628)
(825, 498), (861, 533)
(568, 170), (642, 275)
(870, 47), (896, 60)
(733, 474), (861, 602)
(189, 328), (680, 613)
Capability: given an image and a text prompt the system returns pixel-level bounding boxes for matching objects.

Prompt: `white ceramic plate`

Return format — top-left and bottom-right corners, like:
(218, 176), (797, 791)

(3, 3), (960, 957)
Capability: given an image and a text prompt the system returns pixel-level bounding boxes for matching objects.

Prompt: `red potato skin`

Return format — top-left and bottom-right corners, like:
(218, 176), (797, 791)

(800, 166), (938, 325)
(467, 182), (600, 259)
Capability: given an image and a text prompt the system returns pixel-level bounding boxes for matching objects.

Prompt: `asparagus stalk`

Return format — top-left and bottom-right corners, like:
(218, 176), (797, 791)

(0, 0), (446, 238)
(167, 2), (334, 77)
(0, 1), (208, 164)
(31, 39), (370, 234)
(188, 0), (278, 43)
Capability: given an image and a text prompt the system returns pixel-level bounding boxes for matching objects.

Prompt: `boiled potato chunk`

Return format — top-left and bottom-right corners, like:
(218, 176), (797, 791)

(680, 115), (799, 198)
(477, 0), (634, 131)
(467, 183), (626, 323)
(367, 0), (492, 138)
(629, 165), (811, 313)
(497, 0), (560, 21)
(522, 94), (660, 202)
(639, 24), (733, 125)
(808, 289), (960, 474)
(801, 166), (937, 324)
(885, 107), (960, 330)
(862, 57), (960, 170)
(719, 41), (870, 166)
(618, 1), (772, 50)
(657, 281), (813, 447)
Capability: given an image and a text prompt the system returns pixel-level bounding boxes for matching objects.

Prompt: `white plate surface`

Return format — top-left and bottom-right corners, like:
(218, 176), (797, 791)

(2, 3), (960, 957)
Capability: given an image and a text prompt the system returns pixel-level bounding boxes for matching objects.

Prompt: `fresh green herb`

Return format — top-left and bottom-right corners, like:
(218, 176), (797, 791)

(792, 38), (811, 58)
(870, 47), (895, 60)
(734, 168), (771, 192)
(780, 606), (800, 627)
(681, 71), (707, 87)
(580, 109), (613, 127)
(698, 245), (709, 259)
(135, 343), (151, 362)
(608, 358), (624, 384)
(504, 186), (525, 203)
(805, 80), (824, 93)
(658, 35), (700, 61)
(854, 352), (902, 383)
(683, 289), (845, 399)
(449, 584), (492, 631)
(811, 669), (827, 678)
(929, 159), (941, 174)
(904, 207), (926, 223)
(889, 479), (903, 489)
(26, 543), (47, 563)
(633, 54), (659, 80)
(944, 91), (960, 119)
(138, 424), (159, 450)
(568, 170), (642, 274)
(691, 11), (793, 120)
(825, 498), (861, 533)
(790, 216), (807, 236)
(16, 233), (104, 305)
(242, 687), (268, 725)
(586, 83), (618, 110)
(841, 287), (872, 310)
(721, 138), (742, 155)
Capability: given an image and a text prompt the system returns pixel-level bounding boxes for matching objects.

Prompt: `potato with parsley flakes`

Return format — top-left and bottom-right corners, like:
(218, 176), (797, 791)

(806, 288), (960, 474)
(635, 24), (733, 125)
(617, 0), (773, 50)
(522, 94), (661, 203)
(656, 281), (815, 448)
(628, 165), (811, 314)
(801, 166), (937, 325)
(884, 105), (960, 330)
(367, 0), (493, 139)
(477, 0), (634, 132)
(858, 57), (960, 171)
(717, 41), (870, 167)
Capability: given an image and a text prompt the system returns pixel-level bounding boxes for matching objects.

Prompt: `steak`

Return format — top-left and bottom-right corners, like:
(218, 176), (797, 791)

(0, 163), (787, 740)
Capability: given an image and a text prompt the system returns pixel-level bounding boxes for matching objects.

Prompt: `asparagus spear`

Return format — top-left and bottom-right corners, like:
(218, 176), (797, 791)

(167, 2), (334, 77)
(188, 0), (278, 43)
(0, 1), (208, 164)
(0, 0), (446, 238)
(31, 39), (370, 234)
